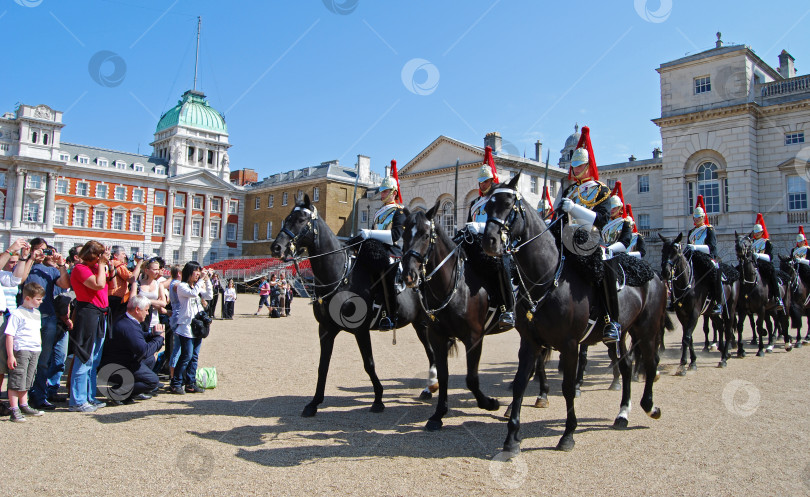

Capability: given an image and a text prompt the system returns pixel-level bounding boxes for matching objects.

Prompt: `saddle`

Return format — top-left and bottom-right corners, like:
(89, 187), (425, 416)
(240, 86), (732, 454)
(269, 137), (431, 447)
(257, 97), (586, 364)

(690, 251), (738, 283)
(356, 239), (397, 274)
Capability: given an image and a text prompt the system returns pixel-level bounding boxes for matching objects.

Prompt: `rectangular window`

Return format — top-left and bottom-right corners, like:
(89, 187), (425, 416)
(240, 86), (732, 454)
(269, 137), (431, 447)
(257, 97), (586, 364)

(788, 175), (808, 211)
(131, 213), (143, 232)
(530, 176), (538, 194)
(78, 156), (89, 165)
(76, 182), (89, 196)
(132, 189), (144, 203)
(73, 208), (87, 227)
(253, 223), (259, 241)
(115, 161), (127, 169)
(113, 212), (125, 230)
(54, 206), (66, 226)
(209, 251), (217, 263)
(254, 197), (260, 210)
(212, 198), (221, 211)
(98, 159), (108, 167)
(207, 150), (214, 164)
(282, 192), (288, 206)
(27, 174), (42, 189)
(227, 223), (237, 241)
(268, 195), (274, 208)
(339, 188), (347, 203)
(93, 210), (106, 229)
(687, 182), (694, 215)
(694, 75), (711, 94)
(153, 215), (164, 234)
(192, 219), (202, 237)
(114, 186), (126, 201)
(154, 191), (166, 205)
(724, 178), (729, 212)
(607, 179), (616, 190)
(638, 175), (650, 193)
(229, 200), (237, 214)
(266, 221), (273, 239)
(96, 184), (108, 199)
(187, 147), (195, 160)
(56, 179), (68, 194)
(313, 187), (319, 202)
(134, 163), (144, 172)
(155, 166), (166, 175)
(361, 211), (368, 223)
(59, 153), (70, 162)
(210, 221), (220, 239)
(175, 194), (185, 208)
(173, 217), (183, 236)
(24, 201), (40, 222)
(172, 250), (180, 263)
(193, 195), (202, 210)
(786, 132), (805, 145)
(192, 250), (199, 261)
(638, 214), (651, 231)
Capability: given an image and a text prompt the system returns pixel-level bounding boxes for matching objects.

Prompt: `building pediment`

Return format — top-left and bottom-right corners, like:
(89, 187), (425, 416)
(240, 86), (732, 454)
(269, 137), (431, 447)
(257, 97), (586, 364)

(400, 136), (486, 176)
(168, 170), (241, 192)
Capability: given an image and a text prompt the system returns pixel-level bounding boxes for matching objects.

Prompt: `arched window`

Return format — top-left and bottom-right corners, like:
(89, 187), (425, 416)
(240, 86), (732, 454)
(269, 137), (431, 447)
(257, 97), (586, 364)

(31, 132), (38, 143)
(697, 162), (720, 214)
(440, 200), (454, 234)
(43, 134), (49, 145)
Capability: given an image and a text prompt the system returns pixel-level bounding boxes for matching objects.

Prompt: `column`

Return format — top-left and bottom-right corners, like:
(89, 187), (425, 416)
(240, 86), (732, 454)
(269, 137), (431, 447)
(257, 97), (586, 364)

(203, 194), (212, 243)
(221, 195), (230, 244)
(45, 172), (56, 231)
(184, 191), (192, 242)
(11, 168), (25, 228)
(165, 189), (175, 243)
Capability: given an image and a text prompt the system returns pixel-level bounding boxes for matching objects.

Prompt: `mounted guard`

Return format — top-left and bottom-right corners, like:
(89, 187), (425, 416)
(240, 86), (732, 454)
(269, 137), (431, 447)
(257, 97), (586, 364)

(601, 181), (633, 258)
(625, 204), (646, 258)
(792, 226), (809, 265)
(750, 213), (784, 310)
(685, 195), (724, 315)
(539, 186), (554, 224)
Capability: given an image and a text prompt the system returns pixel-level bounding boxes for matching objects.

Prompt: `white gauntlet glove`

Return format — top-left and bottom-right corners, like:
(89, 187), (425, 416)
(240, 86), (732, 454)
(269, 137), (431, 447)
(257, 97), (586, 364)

(465, 222), (486, 235)
(607, 242), (627, 254)
(755, 253), (770, 262)
(687, 244), (710, 254)
(361, 229), (393, 245)
(561, 199), (596, 226)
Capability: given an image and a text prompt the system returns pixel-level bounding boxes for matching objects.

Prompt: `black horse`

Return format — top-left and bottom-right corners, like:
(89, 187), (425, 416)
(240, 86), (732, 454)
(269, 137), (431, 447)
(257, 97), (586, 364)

(270, 196), (437, 417)
(659, 233), (740, 369)
(735, 233), (792, 356)
(400, 203), (510, 430)
(779, 255), (809, 348)
(481, 174), (671, 453)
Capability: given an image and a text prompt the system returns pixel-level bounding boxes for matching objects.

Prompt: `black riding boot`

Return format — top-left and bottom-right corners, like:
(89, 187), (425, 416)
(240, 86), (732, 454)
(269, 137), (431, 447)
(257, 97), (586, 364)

(497, 254), (516, 331)
(378, 264), (399, 331)
(602, 262), (621, 344)
(711, 267), (723, 315)
(768, 268), (784, 311)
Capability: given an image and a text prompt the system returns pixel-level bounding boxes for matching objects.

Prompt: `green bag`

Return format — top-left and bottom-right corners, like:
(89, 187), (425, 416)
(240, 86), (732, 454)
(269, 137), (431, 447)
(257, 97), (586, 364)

(196, 367), (218, 389)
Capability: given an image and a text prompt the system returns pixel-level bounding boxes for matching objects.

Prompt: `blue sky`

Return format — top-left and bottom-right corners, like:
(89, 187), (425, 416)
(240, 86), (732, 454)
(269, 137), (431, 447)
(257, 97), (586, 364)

(4, 0), (810, 179)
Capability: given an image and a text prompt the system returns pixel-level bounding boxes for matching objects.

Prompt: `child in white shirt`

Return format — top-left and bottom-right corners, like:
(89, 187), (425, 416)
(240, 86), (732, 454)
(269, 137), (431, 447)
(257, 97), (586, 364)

(4, 282), (46, 422)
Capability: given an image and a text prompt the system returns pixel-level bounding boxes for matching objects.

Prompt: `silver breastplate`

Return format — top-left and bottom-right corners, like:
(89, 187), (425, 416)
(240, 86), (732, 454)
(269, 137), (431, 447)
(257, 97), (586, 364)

(601, 218), (624, 245)
(628, 233), (639, 251)
(689, 225), (709, 245)
(373, 206), (397, 230)
(470, 196), (489, 223)
(794, 246), (808, 259)
(752, 238), (768, 254)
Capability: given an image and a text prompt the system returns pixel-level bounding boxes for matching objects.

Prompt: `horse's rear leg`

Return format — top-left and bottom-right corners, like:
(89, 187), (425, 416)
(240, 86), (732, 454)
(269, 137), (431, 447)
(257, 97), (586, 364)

(609, 341), (632, 429)
(676, 315), (698, 376)
(464, 335), (499, 412)
(718, 315), (734, 368)
(702, 317), (712, 351)
(557, 344), (580, 451)
(354, 329), (385, 413)
(415, 324), (438, 400)
(736, 311), (746, 358)
(756, 316), (767, 357)
(638, 331), (662, 420)
(302, 327), (339, 417)
(534, 350), (550, 408)
(575, 344), (588, 397)
(426, 330), (449, 431)
(749, 313), (758, 345)
(503, 339), (538, 454)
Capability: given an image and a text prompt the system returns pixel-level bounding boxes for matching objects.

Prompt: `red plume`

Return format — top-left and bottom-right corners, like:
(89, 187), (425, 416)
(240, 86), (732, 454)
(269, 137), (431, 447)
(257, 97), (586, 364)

(800, 226), (809, 247)
(755, 212), (769, 239)
(484, 146), (499, 184)
(626, 204), (639, 234)
(694, 195), (711, 226)
(573, 125), (598, 181)
(391, 159), (402, 204)
(543, 186), (553, 208)
(610, 180), (627, 218)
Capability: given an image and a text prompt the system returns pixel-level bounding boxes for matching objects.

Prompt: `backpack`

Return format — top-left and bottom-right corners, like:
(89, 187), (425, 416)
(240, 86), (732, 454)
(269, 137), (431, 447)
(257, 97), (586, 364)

(196, 367), (217, 389)
(270, 307), (281, 318)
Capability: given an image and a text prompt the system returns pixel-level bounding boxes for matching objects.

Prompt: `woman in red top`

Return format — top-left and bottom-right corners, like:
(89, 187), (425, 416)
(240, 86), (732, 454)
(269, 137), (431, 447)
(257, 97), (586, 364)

(68, 241), (111, 412)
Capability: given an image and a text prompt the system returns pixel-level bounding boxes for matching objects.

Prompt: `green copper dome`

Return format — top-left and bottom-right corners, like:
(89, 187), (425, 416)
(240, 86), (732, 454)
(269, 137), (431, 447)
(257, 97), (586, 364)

(155, 90), (228, 134)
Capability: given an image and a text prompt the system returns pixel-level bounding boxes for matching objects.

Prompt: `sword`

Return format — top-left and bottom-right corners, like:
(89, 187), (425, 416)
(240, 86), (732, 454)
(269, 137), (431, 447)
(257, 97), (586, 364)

(453, 158), (459, 229)
(541, 148), (550, 198)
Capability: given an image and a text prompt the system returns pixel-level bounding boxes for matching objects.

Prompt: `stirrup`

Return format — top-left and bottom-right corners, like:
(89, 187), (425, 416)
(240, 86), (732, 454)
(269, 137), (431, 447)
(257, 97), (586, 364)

(774, 298), (784, 311)
(378, 315), (397, 331)
(602, 321), (621, 344)
(498, 311), (515, 331)
(711, 303), (723, 315)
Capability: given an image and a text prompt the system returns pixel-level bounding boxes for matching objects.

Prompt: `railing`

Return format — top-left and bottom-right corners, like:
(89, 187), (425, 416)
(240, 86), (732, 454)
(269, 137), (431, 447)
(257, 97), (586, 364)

(787, 211), (808, 224)
(639, 228), (661, 239)
(760, 75), (810, 98)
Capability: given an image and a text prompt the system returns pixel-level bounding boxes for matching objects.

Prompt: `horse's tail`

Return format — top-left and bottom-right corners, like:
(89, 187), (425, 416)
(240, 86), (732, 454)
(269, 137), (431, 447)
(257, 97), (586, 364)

(664, 312), (676, 332)
(447, 337), (459, 358)
(540, 346), (553, 364)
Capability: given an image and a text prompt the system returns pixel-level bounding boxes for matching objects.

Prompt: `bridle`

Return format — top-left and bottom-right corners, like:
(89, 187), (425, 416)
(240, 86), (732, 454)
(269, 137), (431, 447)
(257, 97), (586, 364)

(486, 187), (527, 247)
(279, 206), (319, 258)
(662, 243), (695, 301)
(736, 236), (759, 286)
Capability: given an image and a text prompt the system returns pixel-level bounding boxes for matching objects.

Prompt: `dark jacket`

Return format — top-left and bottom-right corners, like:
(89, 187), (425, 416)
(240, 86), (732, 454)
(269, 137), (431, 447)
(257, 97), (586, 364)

(102, 314), (164, 372)
(687, 225), (718, 259)
(70, 301), (109, 363)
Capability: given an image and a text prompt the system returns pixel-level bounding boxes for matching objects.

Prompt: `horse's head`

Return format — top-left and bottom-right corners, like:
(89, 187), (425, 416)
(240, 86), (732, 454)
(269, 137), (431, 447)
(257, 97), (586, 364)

(658, 232), (683, 280)
(779, 253), (795, 275)
(735, 230), (754, 263)
(270, 194), (318, 259)
(401, 202), (438, 288)
(482, 173), (523, 257)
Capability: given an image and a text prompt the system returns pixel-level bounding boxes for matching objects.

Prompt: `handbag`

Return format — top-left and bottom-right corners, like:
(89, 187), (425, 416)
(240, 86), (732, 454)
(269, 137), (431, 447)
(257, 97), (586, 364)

(196, 367), (217, 389)
(190, 310), (212, 338)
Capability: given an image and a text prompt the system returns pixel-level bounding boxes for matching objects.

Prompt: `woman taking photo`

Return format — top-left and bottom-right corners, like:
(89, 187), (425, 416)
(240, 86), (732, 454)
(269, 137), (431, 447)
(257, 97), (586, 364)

(169, 261), (212, 394)
(68, 241), (110, 412)
(130, 256), (167, 336)
(223, 279), (236, 319)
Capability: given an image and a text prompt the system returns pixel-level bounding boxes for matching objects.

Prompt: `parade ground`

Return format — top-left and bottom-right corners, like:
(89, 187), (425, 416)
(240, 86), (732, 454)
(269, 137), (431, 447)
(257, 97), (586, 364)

(4, 296), (810, 497)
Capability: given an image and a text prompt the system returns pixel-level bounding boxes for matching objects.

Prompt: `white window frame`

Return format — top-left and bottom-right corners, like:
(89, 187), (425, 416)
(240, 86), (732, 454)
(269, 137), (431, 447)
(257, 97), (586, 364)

(153, 215), (164, 234)
(638, 213), (651, 231)
(97, 158), (108, 167)
(313, 187), (319, 202)
(254, 197), (260, 210)
(132, 189), (145, 203)
(175, 194), (185, 208)
(227, 223), (237, 241)
(134, 163), (144, 172)
(114, 186), (126, 201)
(788, 175), (808, 211)
(73, 207), (88, 227)
(209, 220), (220, 239)
(786, 132), (805, 145)
(229, 200), (237, 214)
(211, 198), (221, 212)
(54, 206), (67, 226)
(78, 155), (90, 165)
(27, 174), (42, 189)
(115, 161), (127, 170)
(95, 184), (108, 199)
(155, 165), (166, 175)
(56, 178), (69, 194)
(154, 190), (166, 205)
(131, 212), (144, 233)
(112, 211), (126, 231)
(193, 195), (203, 210)
(282, 192), (288, 206)
(694, 75), (711, 94)
(192, 219), (202, 237)
(266, 221), (273, 239)
(59, 152), (70, 162)
(76, 181), (89, 196)
(23, 200), (41, 223)
(172, 217), (183, 236)
(253, 223), (259, 241)
(92, 209), (107, 229)
(638, 175), (650, 194)
(268, 195), (274, 208)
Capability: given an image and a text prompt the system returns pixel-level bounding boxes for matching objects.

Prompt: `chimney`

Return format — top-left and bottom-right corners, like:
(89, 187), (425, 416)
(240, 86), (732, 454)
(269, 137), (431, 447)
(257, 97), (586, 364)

(384, 164), (390, 178)
(715, 32), (723, 48)
(652, 147), (662, 159)
(484, 132), (502, 154)
(357, 154), (370, 183)
(535, 141), (543, 162)
(628, 155), (636, 162)
(779, 50), (796, 79)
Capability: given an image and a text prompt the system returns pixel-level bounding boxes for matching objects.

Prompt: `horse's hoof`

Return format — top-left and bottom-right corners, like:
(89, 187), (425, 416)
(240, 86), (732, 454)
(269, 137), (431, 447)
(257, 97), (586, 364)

(534, 397), (549, 408)
(702, 346), (709, 352)
(756, 350), (765, 357)
(503, 405), (512, 419)
(649, 407), (662, 419)
(737, 350), (746, 358)
(709, 343), (718, 352)
(556, 435), (575, 452)
(503, 442), (520, 455)
(653, 371), (661, 382)
(612, 417), (629, 430)
(674, 366), (687, 377)
(574, 388), (581, 398)
(425, 419), (443, 431)
(766, 345), (774, 353)
(369, 402), (385, 413)
(478, 398), (500, 411)
(419, 390), (433, 401)
(717, 361), (727, 368)
(608, 380), (621, 391)
(301, 406), (318, 418)
(688, 362), (698, 371)
(428, 382), (439, 394)
(750, 338), (758, 346)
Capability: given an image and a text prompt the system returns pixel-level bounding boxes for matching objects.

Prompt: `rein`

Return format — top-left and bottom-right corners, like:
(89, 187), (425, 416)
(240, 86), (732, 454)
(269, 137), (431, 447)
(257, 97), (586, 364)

(665, 249), (695, 305)
(407, 219), (466, 320)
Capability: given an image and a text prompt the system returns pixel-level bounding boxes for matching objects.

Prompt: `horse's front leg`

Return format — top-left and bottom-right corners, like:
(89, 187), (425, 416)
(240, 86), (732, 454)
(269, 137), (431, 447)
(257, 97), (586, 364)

(415, 324), (439, 400)
(575, 344), (588, 397)
(353, 328), (385, 413)
(426, 328), (449, 431)
(535, 351), (550, 408)
(302, 325), (340, 417)
(676, 311), (698, 376)
(503, 337), (537, 454)
(609, 339), (632, 429)
(463, 332), (499, 412)
(702, 317), (712, 351)
(756, 315), (766, 356)
(557, 342), (580, 451)
(736, 310), (747, 358)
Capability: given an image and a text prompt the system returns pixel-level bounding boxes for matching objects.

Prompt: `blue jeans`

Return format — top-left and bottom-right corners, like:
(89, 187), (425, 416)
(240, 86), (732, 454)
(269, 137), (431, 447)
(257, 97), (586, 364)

(171, 335), (202, 389)
(45, 328), (69, 399)
(90, 332), (105, 402)
(29, 315), (60, 405)
(69, 332), (105, 407)
(170, 331), (182, 367)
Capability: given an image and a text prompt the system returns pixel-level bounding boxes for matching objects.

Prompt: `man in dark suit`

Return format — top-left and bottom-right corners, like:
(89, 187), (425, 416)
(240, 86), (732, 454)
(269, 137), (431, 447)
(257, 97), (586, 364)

(100, 294), (164, 405)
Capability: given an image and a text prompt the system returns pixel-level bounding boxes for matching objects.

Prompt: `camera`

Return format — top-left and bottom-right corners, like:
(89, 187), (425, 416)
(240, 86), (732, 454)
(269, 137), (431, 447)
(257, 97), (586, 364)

(42, 249), (53, 256)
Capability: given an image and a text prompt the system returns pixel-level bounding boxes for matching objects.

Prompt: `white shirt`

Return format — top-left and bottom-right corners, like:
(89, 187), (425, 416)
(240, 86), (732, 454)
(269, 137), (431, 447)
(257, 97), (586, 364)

(0, 269), (21, 313)
(224, 288), (236, 302)
(4, 306), (42, 351)
(173, 278), (213, 338)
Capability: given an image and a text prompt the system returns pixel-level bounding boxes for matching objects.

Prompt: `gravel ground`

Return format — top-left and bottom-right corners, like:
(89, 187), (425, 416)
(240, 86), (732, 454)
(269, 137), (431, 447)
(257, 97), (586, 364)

(2, 297), (810, 497)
